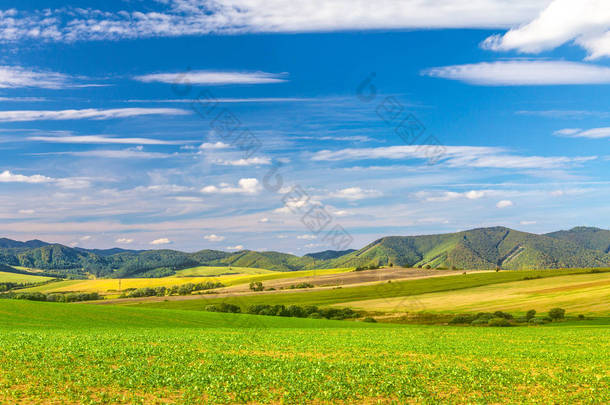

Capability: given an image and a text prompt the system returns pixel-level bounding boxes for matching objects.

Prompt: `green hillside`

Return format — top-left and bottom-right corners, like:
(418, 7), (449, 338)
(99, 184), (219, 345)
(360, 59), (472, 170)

(328, 227), (610, 270)
(3, 225), (610, 277)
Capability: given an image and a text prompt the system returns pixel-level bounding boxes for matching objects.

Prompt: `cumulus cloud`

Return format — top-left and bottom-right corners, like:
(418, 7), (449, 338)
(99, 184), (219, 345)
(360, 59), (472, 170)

(418, 190), (491, 202)
(423, 60), (610, 86)
(330, 187), (382, 200)
(135, 71), (286, 85)
(0, 108), (189, 122)
(116, 238), (134, 244)
(213, 157), (271, 166)
(150, 238), (172, 245)
(199, 141), (230, 150)
(226, 244), (244, 251)
(201, 178), (262, 194)
(0, 170), (53, 184)
(483, 0), (610, 60)
(496, 200), (514, 208)
(297, 234), (316, 240)
(204, 234), (225, 242)
(0, 2), (548, 43)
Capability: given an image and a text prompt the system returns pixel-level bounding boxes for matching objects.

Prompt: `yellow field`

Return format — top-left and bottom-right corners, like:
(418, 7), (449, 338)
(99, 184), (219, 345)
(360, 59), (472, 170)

(341, 272), (610, 315)
(0, 271), (53, 284)
(174, 266), (273, 277)
(21, 268), (354, 294)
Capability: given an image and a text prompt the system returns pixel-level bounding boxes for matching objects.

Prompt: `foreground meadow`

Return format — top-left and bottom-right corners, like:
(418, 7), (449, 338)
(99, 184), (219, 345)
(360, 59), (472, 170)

(0, 300), (608, 404)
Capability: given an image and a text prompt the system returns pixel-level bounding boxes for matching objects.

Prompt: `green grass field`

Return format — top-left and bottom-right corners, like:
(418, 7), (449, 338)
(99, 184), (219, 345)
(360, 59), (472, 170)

(0, 300), (608, 404)
(0, 270), (53, 284)
(132, 268), (609, 314)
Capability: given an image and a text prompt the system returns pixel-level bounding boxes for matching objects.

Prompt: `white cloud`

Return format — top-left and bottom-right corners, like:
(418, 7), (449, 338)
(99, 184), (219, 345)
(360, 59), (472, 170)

(18, 209), (35, 215)
(0, 66), (71, 88)
(483, 0), (610, 60)
(496, 200), (514, 208)
(204, 234), (225, 242)
(226, 245), (244, 251)
(418, 190), (491, 202)
(0, 108), (189, 122)
(116, 238), (134, 244)
(80, 235), (91, 241)
(520, 220), (537, 225)
(135, 70), (286, 85)
(214, 157), (271, 166)
(423, 60), (610, 86)
(47, 148), (174, 159)
(330, 187), (382, 200)
(258, 217), (269, 223)
(201, 178), (261, 194)
(199, 141), (230, 150)
(0, 170), (53, 184)
(0, 2), (549, 42)
(297, 234), (316, 240)
(555, 127), (610, 139)
(313, 145), (596, 169)
(150, 238), (172, 245)
(28, 135), (187, 145)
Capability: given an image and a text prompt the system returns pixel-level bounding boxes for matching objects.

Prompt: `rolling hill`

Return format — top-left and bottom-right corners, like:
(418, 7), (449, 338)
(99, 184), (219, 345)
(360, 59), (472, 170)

(2, 226), (610, 277)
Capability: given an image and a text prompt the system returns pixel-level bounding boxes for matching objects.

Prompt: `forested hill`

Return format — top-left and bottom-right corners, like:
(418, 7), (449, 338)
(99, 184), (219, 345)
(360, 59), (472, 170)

(2, 226), (610, 278)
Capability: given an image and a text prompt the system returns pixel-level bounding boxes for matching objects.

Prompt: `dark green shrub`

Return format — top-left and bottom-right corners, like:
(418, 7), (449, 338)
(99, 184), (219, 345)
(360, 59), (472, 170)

(493, 311), (513, 320)
(548, 308), (566, 321)
(526, 309), (536, 320)
(488, 318), (511, 327)
(450, 315), (476, 324)
(471, 319), (488, 326)
(363, 317), (377, 323)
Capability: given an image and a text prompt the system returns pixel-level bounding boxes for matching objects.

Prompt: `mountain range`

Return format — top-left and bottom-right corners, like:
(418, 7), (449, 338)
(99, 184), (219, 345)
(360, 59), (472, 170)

(1, 226), (610, 279)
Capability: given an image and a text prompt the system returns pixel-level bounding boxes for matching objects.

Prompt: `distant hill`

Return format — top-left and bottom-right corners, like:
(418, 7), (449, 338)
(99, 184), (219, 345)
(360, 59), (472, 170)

(1, 226), (610, 277)
(545, 227), (610, 253)
(305, 249), (357, 261)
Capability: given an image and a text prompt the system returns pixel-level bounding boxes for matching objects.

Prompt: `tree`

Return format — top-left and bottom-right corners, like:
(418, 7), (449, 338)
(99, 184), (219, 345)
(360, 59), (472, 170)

(548, 308), (566, 321)
(249, 281), (264, 291)
(526, 309), (536, 320)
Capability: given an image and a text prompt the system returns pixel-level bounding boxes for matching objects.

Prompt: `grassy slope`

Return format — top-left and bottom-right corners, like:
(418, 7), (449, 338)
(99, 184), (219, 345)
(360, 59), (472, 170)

(342, 272), (610, 315)
(0, 270), (53, 283)
(132, 268), (605, 311)
(0, 300), (608, 404)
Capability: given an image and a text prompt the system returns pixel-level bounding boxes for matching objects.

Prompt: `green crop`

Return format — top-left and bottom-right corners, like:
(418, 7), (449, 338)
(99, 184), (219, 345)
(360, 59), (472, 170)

(0, 300), (608, 404)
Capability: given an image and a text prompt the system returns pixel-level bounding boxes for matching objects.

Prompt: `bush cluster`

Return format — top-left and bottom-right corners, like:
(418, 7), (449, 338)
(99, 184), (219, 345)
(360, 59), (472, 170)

(205, 303), (241, 313)
(120, 281), (223, 298)
(288, 283), (314, 289)
(246, 304), (357, 320)
(2, 291), (100, 303)
(450, 308), (568, 327)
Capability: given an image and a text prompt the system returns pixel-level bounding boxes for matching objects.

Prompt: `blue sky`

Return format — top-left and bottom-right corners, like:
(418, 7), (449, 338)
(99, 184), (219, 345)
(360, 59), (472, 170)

(1, 0), (610, 253)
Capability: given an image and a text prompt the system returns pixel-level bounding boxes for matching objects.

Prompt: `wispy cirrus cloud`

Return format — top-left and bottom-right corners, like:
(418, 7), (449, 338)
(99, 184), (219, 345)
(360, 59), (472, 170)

(28, 135), (190, 145)
(0, 108), (189, 122)
(0, 65), (103, 89)
(312, 145), (597, 169)
(135, 71), (286, 85)
(554, 127), (610, 139)
(423, 60), (610, 86)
